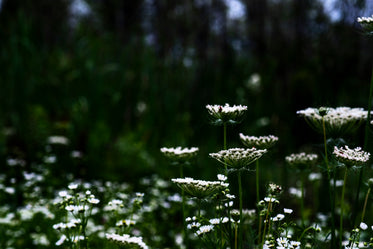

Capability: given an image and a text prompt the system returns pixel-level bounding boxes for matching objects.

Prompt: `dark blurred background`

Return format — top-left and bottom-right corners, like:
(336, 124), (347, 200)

(1, 0), (373, 184)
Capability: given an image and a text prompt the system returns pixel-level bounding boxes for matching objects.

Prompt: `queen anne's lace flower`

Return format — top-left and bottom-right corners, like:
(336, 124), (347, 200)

(171, 177), (228, 199)
(106, 233), (148, 249)
(357, 15), (373, 34)
(209, 148), (267, 171)
(160, 147), (199, 164)
(285, 152), (318, 170)
(206, 103), (247, 125)
(297, 107), (367, 136)
(239, 133), (279, 149)
(333, 146), (370, 167)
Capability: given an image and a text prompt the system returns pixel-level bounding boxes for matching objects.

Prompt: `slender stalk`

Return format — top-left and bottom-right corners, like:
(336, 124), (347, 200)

(224, 123), (227, 151)
(238, 171), (243, 249)
(256, 160), (260, 204)
(180, 165), (188, 247)
(361, 187), (371, 223)
(353, 65), (373, 226)
(322, 117), (336, 247)
(339, 168), (348, 248)
(235, 222), (238, 249)
(261, 201), (272, 248)
(300, 172), (305, 227)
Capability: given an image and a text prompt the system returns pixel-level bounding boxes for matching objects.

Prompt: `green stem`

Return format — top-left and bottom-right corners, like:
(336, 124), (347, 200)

(224, 123), (227, 150)
(361, 187), (371, 223)
(353, 65), (373, 226)
(261, 201), (272, 248)
(339, 167), (348, 248)
(301, 173), (305, 227)
(180, 165), (188, 247)
(235, 222), (238, 249)
(256, 160), (260, 204)
(322, 117), (336, 247)
(238, 171), (243, 249)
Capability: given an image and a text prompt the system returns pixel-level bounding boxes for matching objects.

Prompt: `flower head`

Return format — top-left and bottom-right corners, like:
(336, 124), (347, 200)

(106, 233), (148, 249)
(171, 177), (228, 199)
(297, 107), (367, 136)
(160, 147), (199, 165)
(239, 133), (279, 149)
(209, 148), (267, 171)
(333, 145), (370, 168)
(206, 103), (247, 125)
(285, 152), (318, 170)
(357, 15), (373, 34)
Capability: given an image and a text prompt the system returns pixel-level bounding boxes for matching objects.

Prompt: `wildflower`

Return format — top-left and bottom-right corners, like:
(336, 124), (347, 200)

(285, 152), (318, 170)
(284, 208), (293, 214)
(171, 177), (227, 199)
(106, 233), (148, 249)
(360, 222), (368, 230)
(68, 183), (79, 190)
(333, 146), (370, 168)
(195, 225), (214, 236)
(206, 103), (247, 125)
(239, 133), (279, 149)
(357, 15), (373, 34)
(47, 136), (69, 145)
(267, 183), (282, 196)
(309, 172), (322, 181)
(209, 148), (267, 171)
(160, 147), (199, 164)
(297, 107), (367, 136)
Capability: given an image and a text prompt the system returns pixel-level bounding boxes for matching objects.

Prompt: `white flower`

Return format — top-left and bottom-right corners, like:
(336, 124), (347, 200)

(171, 177), (227, 199)
(285, 152), (318, 168)
(333, 146), (370, 167)
(239, 133), (278, 149)
(68, 183), (79, 190)
(284, 208), (293, 214)
(206, 103), (247, 125)
(106, 233), (148, 249)
(217, 174), (227, 181)
(160, 147), (198, 164)
(210, 148), (267, 170)
(195, 225), (214, 236)
(47, 136), (69, 145)
(56, 234), (67, 246)
(297, 107), (367, 135)
(360, 222), (368, 230)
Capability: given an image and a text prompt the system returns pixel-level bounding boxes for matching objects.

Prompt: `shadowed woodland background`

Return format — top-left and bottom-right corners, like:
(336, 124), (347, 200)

(1, 0), (373, 187)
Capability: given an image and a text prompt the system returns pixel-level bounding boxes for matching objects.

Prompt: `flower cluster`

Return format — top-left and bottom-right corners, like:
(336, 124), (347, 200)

(209, 148), (267, 171)
(171, 177), (228, 199)
(206, 103), (247, 125)
(296, 107), (367, 135)
(285, 152), (318, 170)
(106, 233), (148, 249)
(239, 133), (279, 149)
(333, 145), (370, 168)
(160, 146), (199, 164)
(357, 15), (373, 34)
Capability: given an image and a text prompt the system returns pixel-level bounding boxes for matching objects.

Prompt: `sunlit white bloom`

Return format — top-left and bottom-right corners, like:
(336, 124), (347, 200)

(360, 222), (368, 230)
(31, 233), (50, 246)
(195, 225), (214, 236)
(333, 146), (370, 167)
(172, 177), (227, 199)
(5, 187), (15, 194)
(297, 107), (367, 135)
(56, 234), (67, 246)
(68, 183), (79, 189)
(309, 172), (322, 181)
(206, 103), (247, 125)
(44, 155), (57, 164)
(106, 233), (148, 249)
(47, 136), (69, 145)
(160, 146), (199, 164)
(285, 152), (318, 169)
(271, 214), (285, 222)
(217, 174), (227, 181)
(210, 148), (267, 170)
(88, 198), (100, 204)
(284, 208), (293, 214)
(6, 158), (26, 167)
(289, 187), (302, 198)
(239, 133), (279, 149)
